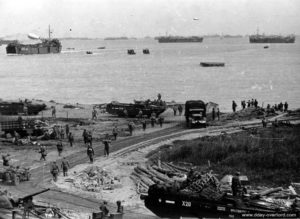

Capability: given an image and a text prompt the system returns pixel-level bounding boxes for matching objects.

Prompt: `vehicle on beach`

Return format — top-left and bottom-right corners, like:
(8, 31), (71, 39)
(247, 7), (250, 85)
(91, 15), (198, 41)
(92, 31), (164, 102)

(106, 100), (166, 118)
(0, 116), (37, 137)
(0, 166), (30, 186)
(185, 100), (207, 128)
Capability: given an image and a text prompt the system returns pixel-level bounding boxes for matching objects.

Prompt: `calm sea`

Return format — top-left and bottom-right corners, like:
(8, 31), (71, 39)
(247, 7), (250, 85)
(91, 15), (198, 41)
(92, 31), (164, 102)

(0, 37), (299, 112)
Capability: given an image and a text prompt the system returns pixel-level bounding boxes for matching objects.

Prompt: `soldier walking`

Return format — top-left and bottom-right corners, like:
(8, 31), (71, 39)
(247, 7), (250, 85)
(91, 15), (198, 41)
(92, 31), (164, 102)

(232, 101), (237, 112)
(65, 124), (70, 137)
(56, 140), (63, 156)
(158, 117), (164, 127)
(254, 99), (258, 108)
(178, 105), (183, 116)
(103, 134), (111, 157)
(150, 116), (156, 128)
(92, 108), (98, 120)
(284, 102), (288, 112)
(68, 132), (74, 147)
(231, 172), (242, 196)
(87, 144), (95, 163)
(2, 154), (10, 166)
(112, 126), (118, 140)
(82, 129), (88, 144)
(173, 106), (177, 116)
(61, 157), (70, 177)
(52, 107), (56, 118)
(128, 122), (134, 136)
(212, 108), (215, 121)
(60, 126), (65, 139)
(50, 161), (59, 182)
(39, 145), (47, 161)
(217, 108), (220, 121)
(142, 119), (147, 131)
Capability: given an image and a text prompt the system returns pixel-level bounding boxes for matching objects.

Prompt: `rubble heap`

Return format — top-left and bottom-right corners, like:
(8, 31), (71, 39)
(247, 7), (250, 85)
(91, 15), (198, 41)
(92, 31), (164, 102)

(70, 166), (120, 192)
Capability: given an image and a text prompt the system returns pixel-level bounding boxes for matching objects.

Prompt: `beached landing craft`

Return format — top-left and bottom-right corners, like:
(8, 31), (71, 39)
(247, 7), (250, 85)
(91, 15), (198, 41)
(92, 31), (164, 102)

(106, 94), (167, 118)
(6, 25), (62, 55)
(106, 100), (166, 118)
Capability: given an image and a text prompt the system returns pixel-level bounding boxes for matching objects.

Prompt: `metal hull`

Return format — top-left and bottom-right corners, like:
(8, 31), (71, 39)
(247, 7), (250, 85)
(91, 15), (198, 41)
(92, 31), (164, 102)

(156, 36), (203, 43)
(142, 193), (299, 219)
(200, 62), (225, 67)
(249, 35), (295, 43)
(6, 39), (62, 55)
(106, 102), (166, 118)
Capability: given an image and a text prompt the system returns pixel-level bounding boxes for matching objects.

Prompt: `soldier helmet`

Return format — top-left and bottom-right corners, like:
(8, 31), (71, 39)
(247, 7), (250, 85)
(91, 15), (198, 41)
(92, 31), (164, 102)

(235, 171), (240, 176)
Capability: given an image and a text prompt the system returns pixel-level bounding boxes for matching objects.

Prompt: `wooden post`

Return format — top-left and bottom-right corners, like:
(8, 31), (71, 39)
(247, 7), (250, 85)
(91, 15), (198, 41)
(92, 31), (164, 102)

(158, 151), (161, 168)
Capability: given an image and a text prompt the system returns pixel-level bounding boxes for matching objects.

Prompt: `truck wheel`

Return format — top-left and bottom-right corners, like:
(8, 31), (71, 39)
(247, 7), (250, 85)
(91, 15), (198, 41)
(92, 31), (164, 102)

(13, 174), (20, 186)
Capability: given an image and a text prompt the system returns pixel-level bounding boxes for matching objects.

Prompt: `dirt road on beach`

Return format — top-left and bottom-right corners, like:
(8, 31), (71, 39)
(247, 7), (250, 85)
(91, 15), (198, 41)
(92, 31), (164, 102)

(2, 112), (298, 217)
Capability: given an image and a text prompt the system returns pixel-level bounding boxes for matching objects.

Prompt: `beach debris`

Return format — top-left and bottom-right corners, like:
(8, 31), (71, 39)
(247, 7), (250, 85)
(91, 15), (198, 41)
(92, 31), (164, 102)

(69, 166), (121, 192)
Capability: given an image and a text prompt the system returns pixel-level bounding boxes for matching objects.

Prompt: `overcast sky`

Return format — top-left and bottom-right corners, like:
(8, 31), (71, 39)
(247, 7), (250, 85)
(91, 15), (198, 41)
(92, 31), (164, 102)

(0, 0), (299, 38)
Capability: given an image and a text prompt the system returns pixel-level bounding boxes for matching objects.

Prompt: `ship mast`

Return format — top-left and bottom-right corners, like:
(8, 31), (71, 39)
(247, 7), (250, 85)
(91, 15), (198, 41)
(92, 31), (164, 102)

(48, 25), (51, 39)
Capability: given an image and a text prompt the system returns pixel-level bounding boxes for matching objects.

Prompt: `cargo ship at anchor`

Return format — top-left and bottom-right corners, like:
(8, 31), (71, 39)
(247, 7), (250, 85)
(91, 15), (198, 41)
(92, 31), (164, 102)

(6, 25), (62, 55)
(155, 36), (203, 43)
(249, 34), (295, 43)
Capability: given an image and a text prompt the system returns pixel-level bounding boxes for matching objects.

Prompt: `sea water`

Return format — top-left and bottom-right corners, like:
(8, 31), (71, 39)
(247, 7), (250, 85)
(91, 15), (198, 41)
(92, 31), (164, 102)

(0, 37), (299, 111)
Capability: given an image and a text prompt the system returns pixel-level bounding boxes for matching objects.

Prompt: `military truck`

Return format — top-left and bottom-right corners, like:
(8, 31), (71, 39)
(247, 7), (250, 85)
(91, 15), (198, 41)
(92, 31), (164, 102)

(0, 166), (30, 185)
(0, 116), (35, 137)
(185, 100), (206, 128)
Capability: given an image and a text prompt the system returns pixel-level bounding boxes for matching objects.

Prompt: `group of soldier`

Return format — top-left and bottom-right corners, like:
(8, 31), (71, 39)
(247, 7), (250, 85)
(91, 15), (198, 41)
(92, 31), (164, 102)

(50, 157), (70, 182)
(267, 101), (288, 112)
(240, 99), (259, 109)
(232, 99), (261, 112)
(172, 104), (183, 116)
(211, 108), (220, 121)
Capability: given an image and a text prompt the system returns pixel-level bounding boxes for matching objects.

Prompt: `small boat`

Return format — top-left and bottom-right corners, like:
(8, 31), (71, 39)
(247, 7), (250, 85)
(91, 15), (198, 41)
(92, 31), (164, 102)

(86, 51), (93, 54)
(66, 47), (75, 50)
(97, 46), (106, 49)
(127, 49), (136, 55)
(143, 49), (150, 54)
(200, 62), (225, 67)
(264, 46), (269, 49)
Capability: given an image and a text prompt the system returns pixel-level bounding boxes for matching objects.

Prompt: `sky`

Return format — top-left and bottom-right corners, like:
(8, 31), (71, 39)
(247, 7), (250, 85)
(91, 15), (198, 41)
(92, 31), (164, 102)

(0, 0), (299, 38)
